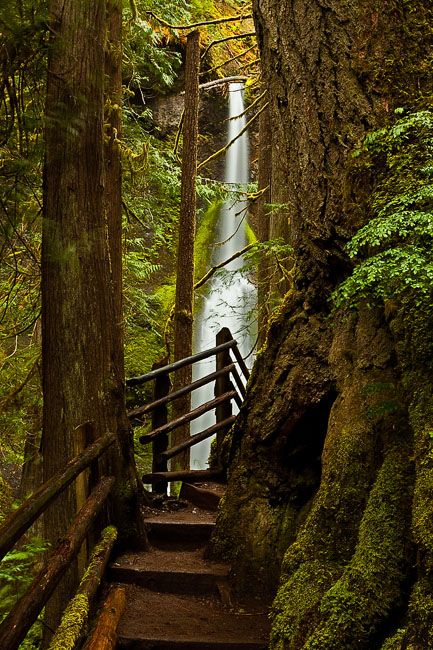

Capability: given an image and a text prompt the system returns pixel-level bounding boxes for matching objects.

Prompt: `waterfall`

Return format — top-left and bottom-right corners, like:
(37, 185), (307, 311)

(190, 82), (256, 470)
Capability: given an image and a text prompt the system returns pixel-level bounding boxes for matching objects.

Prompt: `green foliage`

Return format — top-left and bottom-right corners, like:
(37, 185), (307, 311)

(0, 537), (48, 648)
(0, 537), (47, 617)
(333, 111), (433, 321)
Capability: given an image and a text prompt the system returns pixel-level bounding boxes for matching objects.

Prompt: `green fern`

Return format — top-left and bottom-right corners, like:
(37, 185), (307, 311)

(333, 110), (433, 316)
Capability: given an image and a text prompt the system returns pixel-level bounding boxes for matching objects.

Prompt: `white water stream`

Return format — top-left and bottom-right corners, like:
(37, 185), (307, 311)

(190, 82), (256, 469)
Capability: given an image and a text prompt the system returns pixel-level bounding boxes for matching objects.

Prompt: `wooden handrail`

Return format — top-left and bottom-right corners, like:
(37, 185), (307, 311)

(0, 477), (115, 650)
(131, 328), (250, 491)
(231, 342), (250, 380)
(230, 364), (247, 398)
(126, 339), (237, 386)
(127, 364), (236, 420)
(160, 415), (237, 461)
(139, 391), (237, 444)
(142, 468), (224, 484)
(0, 433), (116, 562)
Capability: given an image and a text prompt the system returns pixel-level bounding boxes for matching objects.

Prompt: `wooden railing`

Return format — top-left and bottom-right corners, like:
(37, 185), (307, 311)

(0, 329), (250, 648)
(0, 432), (119, 650)
(126, 327), (249, 492)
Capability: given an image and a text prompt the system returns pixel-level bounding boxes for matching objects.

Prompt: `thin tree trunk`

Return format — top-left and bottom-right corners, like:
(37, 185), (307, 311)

(103, 0), (147, 543)
(172, 30), (201, 472)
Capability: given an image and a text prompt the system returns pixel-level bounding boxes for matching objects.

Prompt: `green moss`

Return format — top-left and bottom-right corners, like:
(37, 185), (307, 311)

(194, 199), (222, 283)
(245, 221), (257, 246)
(48, 527), (118, 650)
(48, 593), (89, 650)
(301, 445), (411, 649)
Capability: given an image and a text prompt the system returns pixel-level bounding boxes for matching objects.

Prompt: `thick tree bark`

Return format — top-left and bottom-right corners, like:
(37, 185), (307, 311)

(41, 0), (142, 636)
(172, 30), (201, 471)
(212, 2), (433, 649)
(42, 0), (109, 633)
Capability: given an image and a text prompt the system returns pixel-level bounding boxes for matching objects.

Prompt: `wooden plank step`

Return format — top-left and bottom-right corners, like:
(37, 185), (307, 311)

(108, 549), (229, 596)
(117, 586), (270, 650)
(179, 483), (224, 512)
(143, 508), (216, 547)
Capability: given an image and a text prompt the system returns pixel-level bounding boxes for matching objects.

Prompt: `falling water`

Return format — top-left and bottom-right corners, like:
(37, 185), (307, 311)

(190, 82), (256, 469)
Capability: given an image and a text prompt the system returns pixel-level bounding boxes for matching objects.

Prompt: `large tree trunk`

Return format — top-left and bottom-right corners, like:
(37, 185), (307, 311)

(212, 2), (433, 648)
(41, 0), (142, 635)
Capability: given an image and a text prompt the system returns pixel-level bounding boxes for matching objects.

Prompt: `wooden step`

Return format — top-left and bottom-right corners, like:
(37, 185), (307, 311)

(179, 483), (224, 512)
(108, 549), (229, 596)
(117, 586), (270, 650)
(144, 511), (216, 549)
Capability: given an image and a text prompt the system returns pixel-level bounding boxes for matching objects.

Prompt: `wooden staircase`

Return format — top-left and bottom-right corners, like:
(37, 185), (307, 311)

(108, 487), (270, 649)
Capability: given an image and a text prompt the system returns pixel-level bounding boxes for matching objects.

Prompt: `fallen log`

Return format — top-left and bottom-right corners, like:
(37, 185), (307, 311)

(83, 586), (127, 650)
(48, 526), (118, 650)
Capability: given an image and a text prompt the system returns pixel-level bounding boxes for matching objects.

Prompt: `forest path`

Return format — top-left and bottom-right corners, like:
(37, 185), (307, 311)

(108, 484), (270, 649)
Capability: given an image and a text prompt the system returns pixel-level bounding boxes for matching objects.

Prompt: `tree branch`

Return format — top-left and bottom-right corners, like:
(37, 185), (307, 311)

(181, 76), (248, 95)
(197, 102), (269, 172)
(226, 90), (267, 121)
(146, 12), (253, 30)
(201, 32), (256, 60)
(0, 355), (40, 410)
(200, 45), (256, 77)
(194, 244), (254, 290)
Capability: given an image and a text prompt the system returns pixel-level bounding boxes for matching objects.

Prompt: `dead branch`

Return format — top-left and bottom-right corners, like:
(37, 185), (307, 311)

(226, 90), (267, 121)
(129, 0), (138, 21)
(201, 32), (256, 60)
(0, 354), (40, 411)
(197, 101), (269, 172)
(194, 244), (254, 290)
(173, 109), (185, 155)
(146, 11), (253, 30)
(200, 45), (256, 77)
(181, 76), (248, 95)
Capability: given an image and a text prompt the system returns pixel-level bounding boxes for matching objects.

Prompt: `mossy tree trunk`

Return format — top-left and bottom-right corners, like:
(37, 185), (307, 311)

(212, 2), (433, 648)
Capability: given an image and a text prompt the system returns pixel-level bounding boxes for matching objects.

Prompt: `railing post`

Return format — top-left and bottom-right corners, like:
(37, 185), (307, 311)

(215, 328), (234, 458)
(151, 361), (171, 494)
